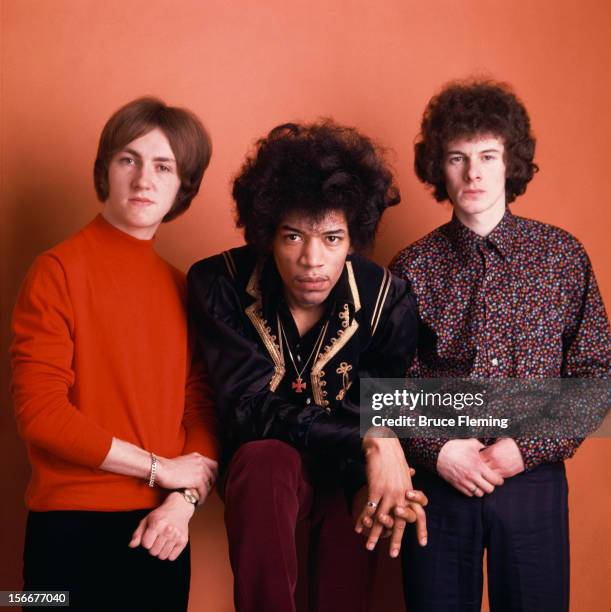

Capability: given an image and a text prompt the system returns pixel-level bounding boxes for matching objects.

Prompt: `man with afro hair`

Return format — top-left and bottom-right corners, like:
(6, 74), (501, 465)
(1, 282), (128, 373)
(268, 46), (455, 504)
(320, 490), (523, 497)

(188, 120), (428, 612)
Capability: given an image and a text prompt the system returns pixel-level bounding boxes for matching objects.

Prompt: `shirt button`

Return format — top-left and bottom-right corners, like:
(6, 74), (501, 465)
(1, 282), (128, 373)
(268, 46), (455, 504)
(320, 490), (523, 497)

(296, 354), (302, 363)
(491, 357), (499, 366)
(306, 398), (311, 405)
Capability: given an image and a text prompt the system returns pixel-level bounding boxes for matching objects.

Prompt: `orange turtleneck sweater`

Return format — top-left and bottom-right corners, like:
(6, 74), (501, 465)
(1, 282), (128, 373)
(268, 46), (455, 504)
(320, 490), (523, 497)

(10, 214), (217, 511)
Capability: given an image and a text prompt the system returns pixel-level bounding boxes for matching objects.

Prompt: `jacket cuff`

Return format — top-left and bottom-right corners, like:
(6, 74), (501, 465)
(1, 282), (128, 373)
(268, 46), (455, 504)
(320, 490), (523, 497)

(306, 411), (362, 459)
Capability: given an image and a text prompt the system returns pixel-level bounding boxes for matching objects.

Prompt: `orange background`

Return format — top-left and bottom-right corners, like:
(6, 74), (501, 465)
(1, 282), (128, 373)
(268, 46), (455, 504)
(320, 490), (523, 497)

(1, 1), (609, 610)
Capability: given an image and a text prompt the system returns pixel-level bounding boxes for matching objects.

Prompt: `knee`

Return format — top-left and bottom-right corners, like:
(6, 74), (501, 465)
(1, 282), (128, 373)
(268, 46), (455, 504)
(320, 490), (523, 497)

(232, 439), (301, 470)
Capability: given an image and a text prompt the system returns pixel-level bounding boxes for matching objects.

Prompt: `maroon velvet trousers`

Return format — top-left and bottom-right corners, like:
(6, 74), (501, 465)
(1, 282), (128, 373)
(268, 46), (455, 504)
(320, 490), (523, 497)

(223, 440), (375, 612)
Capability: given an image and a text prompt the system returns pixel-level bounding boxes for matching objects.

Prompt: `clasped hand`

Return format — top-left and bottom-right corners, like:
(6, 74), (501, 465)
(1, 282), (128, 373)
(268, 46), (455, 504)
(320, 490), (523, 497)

(155, 452), (218, 504)
(436, 438), (524, 497)
(131, 452), (218, 561)
(353, 432), (428, 558)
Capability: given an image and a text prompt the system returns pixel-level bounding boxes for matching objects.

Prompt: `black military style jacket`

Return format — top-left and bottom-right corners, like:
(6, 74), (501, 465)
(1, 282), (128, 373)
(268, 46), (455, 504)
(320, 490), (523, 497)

(187, 245), (418, 484)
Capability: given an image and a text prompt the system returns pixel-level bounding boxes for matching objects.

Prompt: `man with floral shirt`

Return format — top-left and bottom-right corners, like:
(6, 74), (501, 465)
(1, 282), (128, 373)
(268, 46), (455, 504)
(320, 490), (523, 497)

(390, 80), (610, 612)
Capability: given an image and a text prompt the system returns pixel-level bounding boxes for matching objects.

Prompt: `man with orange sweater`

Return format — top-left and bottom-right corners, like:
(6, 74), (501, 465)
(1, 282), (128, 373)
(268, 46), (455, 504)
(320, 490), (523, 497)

(10, 98), (217, 611)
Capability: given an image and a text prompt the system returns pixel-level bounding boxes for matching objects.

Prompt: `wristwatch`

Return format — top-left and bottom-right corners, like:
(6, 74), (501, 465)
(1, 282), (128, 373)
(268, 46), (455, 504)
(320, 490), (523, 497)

(180, 488), (199, 506)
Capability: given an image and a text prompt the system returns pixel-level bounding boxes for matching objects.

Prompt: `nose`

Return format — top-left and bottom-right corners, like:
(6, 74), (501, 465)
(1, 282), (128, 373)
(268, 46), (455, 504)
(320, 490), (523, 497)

(299, 239), (324, 268)
(132, 162), (153, 189)
(464, 160), (481, 183)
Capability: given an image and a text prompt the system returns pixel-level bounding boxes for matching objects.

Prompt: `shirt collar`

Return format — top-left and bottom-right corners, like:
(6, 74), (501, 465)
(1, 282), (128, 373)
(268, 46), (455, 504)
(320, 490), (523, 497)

(446, 207), (518, 260)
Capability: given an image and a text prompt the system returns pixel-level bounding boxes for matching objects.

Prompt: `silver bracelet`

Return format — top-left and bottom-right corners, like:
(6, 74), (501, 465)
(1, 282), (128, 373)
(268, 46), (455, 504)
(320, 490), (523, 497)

(147, 453), (157, 488)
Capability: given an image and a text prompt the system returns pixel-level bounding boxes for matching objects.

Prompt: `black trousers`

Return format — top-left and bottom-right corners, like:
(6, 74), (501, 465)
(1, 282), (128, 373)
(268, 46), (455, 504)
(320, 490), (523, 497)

(23, 509), (190, 612)
(402, 462), (570, 612)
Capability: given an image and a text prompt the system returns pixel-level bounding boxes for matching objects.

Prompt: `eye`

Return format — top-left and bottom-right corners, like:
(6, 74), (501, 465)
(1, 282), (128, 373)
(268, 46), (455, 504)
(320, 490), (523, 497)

(157, 164), (172, 173)
(118, 156), (135, 166)
(326, 235), (342, 244)
(448, 155), (464, 165)
(482, 154), (496, 161)
(285, 233), (301, 242)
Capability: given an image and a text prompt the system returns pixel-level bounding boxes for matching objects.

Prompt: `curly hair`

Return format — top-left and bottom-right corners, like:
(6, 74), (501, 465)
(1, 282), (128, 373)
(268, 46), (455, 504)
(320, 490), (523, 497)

(414, 79), (538, 204)
(232, 120), (400, 254)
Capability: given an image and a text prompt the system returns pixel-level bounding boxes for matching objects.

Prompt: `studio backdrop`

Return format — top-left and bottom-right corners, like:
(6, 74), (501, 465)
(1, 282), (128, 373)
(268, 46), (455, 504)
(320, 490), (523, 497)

(1, 1), (609, 610)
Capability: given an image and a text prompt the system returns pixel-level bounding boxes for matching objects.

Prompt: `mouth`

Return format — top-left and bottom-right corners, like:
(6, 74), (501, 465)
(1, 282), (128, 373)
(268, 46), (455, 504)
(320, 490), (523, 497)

(295, 277), (329, 291)
(129, 197), (154, 205)
(462, 190), (485, 197)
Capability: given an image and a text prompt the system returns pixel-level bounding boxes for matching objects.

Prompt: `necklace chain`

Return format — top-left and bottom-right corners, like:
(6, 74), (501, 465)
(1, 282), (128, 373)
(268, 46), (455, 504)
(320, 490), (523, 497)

(277, 314), (328, 383)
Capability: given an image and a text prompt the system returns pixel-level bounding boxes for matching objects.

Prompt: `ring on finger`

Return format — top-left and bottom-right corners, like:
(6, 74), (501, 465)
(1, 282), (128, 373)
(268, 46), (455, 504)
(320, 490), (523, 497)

(366, 500), (378, 509)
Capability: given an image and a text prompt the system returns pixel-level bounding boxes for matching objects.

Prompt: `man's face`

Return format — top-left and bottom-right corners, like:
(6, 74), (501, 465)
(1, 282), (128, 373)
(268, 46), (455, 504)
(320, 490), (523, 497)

(103, 128), (181, 239)
(443, 134), (506, 221)
(272, 209), (351, 311)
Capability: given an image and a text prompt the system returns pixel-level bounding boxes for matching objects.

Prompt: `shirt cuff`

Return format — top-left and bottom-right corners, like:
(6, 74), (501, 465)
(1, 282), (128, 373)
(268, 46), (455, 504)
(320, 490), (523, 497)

(513, 436), (581, 471)
(403, 437), (448, 473)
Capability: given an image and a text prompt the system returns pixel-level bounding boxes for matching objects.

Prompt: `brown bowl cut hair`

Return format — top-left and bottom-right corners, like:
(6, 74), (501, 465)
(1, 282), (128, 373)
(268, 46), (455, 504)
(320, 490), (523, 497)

(414, 79), (538, 204)
(94, 97), (212, 222)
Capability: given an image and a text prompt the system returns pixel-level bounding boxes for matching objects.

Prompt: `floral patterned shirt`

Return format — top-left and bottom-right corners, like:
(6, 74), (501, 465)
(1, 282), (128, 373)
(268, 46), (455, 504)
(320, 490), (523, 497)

(390, 208), (610, 471)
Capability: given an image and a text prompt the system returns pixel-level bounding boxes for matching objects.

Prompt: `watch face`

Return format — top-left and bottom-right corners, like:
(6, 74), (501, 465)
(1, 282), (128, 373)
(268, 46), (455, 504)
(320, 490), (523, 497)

(183, 490), (198, 505)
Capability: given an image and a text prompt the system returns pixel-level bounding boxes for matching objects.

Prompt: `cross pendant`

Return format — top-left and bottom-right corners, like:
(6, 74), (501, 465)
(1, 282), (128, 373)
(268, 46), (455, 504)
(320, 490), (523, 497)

(292, 377), (307, 393)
